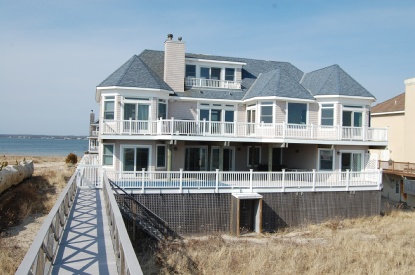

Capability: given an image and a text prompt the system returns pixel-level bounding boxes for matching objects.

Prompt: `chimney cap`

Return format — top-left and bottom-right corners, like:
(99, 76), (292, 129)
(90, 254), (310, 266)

(167, 34), (173, 40)
(178, 36), (182, 41)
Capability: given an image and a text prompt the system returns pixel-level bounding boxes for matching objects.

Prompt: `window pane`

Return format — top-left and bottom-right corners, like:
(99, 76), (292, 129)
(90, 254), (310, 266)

(225, 68), (235, 81)
(103, 155), (113, 166)
(288, 103), (307, 124)
(124, 148), (135, 171)
(354, 112), (362, 127)
(136, 148), (149, 171)
(225, 110), (234, 122)
(156, 146), (166, 167)
(342, 111), (352, 126)
(211, 109), (221, 121)
(260, 105), (273, 123)
(200, 67), (209, 79)
(319, 150), (333, 170)
(124, 103), (136, 120)
(185, 65), (196, 78)
(211, 68), (221, 80)
(103, 144), (114, 166)
(104, 101), (114, 119)
(158, 102), (167, 119)
(137, 104), (149, 120)
(200, 109), (209, 120)
(321, 109), (334, 126)
(103, 144), (113, 155)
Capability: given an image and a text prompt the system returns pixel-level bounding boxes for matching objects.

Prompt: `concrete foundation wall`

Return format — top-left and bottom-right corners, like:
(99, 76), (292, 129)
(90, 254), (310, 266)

(124, 190), (381, 236)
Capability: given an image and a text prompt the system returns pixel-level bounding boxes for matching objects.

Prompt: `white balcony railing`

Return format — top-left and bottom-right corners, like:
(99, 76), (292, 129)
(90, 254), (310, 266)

(185, 77), (241, 89)
(104, 168), (382, 193)
(100, 119), (388, 142)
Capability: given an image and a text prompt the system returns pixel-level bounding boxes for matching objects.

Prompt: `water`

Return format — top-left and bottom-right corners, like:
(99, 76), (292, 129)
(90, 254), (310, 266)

(0, 137), (89, 157)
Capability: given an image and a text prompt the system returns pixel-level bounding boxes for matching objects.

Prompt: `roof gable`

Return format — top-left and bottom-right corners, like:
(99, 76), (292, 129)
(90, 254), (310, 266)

(301, 64), (374, 98)
(98, 55), (172, 91)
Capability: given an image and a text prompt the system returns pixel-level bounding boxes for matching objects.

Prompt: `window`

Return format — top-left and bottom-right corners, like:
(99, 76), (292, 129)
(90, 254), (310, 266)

(396, 182), (400, 194)
(248, 146), (261, 167)
(200, 67), (221, 79)
(185, 65), (196, 78)
(103, 144), (114, 166)
(321, 104), (334, 126)
(319, 149), (333, 171)
(156, 145), (166, 168)
(288, 103), (307, 124)
(185, 147), (207, 171)
(225, 68), (235, 81)
(260, 102), (273, 123)
(122, 146), (150, 172)
(158, 99), (167, 119)
(104, 96), (115, 120)
(342, 106), (363, 127)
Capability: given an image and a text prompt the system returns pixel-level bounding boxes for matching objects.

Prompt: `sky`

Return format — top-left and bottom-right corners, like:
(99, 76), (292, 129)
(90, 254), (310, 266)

(1, 0), (414, 136)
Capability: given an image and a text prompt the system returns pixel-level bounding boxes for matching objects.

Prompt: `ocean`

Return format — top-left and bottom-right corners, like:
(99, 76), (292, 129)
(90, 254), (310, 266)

(0, 136), (89, 157)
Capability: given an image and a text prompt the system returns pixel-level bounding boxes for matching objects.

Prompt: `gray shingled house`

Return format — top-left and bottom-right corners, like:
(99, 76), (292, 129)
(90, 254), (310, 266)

(88, 35), (388, 235)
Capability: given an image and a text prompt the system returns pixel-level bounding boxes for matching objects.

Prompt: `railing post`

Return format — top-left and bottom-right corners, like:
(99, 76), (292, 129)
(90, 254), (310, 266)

(179, 168), (183, 193)
(282, 122), (286, 138)
(312, 169), (316, 191)
(170, 117), (174, 135)
(141, 168), (145, 193)
(250, 169), (253, 192)
(310, 124), (314, 139)
(378, 168), (383, 190)
(234, 119), (237, 137)
(215, 169), (219, 193)
(129, 118), (132, 135)
(363, 126), (367, 141)
(282, 169), (285, 192)
(346, 169), (350, 191)
(203, 118), (207, 136)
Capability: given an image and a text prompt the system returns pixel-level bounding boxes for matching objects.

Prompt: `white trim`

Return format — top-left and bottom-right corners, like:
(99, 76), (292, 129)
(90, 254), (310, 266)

(314, 95), (376, 101)
(371, 111), (405, 116)
(245, 96), (315, 103)
(404, 77), (415, 86)
(186, 57), (246, 66)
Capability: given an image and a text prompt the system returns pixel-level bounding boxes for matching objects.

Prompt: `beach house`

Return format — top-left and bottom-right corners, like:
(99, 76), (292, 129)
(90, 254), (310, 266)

(88, 34), (387, 235)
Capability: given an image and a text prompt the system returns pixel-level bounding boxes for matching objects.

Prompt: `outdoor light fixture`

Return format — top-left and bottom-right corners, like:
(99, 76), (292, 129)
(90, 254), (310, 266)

(174, 147), (178, 151)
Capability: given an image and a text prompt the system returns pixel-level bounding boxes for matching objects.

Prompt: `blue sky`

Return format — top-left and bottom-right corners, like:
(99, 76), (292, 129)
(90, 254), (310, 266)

(1, 0), (414, 135)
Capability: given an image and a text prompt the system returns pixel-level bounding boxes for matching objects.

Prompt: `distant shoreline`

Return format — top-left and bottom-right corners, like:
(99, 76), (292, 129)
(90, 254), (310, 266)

(0, 134), (87, 140)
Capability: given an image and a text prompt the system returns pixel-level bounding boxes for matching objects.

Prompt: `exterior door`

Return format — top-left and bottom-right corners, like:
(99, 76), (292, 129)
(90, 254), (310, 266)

(185, 147), (207, 171)
(340, 152), (363, 172)
(211, 147), (234, 171)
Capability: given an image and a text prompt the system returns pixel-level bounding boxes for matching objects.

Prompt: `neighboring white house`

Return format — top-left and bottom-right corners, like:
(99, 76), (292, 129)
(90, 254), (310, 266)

(90, 34), (387, 181)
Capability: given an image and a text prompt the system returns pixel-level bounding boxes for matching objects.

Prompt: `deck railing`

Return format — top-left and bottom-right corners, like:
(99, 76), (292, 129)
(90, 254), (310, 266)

(100, 119), (388, 142)
(104, 168), (382, 194)
(379, 160), (415, 175)
(185, 77), (241, 89)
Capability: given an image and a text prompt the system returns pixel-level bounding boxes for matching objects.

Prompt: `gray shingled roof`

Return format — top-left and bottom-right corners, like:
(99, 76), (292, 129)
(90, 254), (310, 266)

(243, 68), (314, 100)
(97, 55), (173, 91)
(300, 64), (374, 98)
(98, 50), (373, 101)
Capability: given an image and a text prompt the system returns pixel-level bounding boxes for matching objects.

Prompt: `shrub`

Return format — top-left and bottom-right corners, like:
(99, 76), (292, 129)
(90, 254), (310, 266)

(65, 153), (78, 164)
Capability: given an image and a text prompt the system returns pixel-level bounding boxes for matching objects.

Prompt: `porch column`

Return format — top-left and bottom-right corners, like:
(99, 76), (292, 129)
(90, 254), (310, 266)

(219, 145), (224, 171)
(167, 144), (173, 172)
(268, 146), (273, 172)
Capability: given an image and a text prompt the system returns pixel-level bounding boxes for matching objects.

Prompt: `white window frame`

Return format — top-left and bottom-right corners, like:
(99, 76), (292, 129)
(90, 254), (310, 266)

(320, 103), (335, 126)
(156, 144), (166, 169)
(103, 95), (115, 120)
(120, 145), (152, 172)
(259, 101), (274, 124)
(102, 143), (115, 167)
(338, 150), (365, 172)
(317, 148), (334, 171)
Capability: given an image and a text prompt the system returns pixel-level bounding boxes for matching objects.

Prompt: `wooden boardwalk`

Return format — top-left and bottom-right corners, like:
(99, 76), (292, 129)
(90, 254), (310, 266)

(51, 188), (118, 274)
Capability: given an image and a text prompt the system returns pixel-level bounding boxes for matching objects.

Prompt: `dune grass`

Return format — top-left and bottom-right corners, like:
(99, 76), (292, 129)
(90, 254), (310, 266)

(135, 209), (415, 275)
(0, 155), (74, 274)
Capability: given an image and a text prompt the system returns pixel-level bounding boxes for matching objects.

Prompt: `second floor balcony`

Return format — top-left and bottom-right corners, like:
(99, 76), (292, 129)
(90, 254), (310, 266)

(100, 118), (388, 143)
(185, 77), (241, 89)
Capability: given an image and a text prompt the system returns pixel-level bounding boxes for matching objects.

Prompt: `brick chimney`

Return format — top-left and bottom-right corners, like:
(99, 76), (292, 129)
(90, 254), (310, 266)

(163, 34), (185, 92)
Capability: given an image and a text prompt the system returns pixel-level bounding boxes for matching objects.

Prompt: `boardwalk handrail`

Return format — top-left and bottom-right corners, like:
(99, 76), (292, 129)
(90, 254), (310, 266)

(102, 172), (143, 275)
(16, 169), (78, 275)
(109, 179), (180, 241)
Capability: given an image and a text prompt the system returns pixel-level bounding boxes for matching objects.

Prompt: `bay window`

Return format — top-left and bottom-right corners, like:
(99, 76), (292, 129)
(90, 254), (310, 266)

(103, 96), (115, 120)
(321, 104), (334, 126)
(288, 103), (307, 124)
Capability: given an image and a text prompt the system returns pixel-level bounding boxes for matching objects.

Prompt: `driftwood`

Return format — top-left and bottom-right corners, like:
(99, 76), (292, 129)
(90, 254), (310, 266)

(0, 161), (34, 194)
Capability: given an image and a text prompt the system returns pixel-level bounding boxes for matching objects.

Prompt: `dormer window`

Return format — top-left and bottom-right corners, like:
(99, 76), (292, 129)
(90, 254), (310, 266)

(186, 65), (196, 78)
(184, 58), (245, 90)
